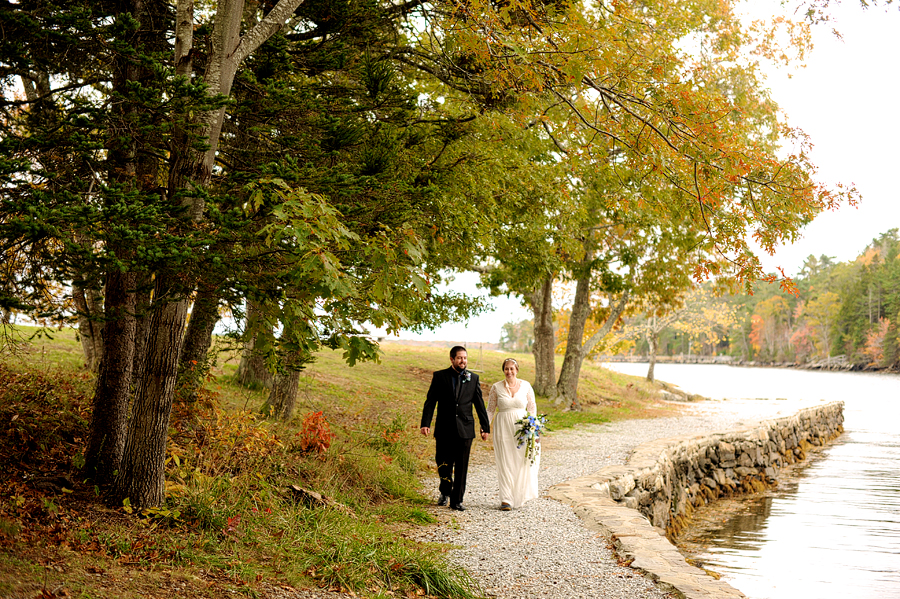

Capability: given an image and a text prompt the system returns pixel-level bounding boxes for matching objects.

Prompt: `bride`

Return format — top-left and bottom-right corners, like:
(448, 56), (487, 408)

(487, 358), (539, 510)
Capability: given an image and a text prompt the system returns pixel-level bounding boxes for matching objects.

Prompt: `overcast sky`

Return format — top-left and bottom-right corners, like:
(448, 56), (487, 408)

(386, 1), (900, 345)
(750, 0), (900, 273)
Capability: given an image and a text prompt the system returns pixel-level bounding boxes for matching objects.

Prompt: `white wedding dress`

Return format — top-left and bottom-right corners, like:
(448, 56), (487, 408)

(488, 379), (539, 508)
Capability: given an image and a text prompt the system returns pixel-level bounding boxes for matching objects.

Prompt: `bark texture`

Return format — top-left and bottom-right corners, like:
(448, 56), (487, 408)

(237, 300), (273, 388)
(84, 272), (136, 483)
(529, 277), (556, 397)
(646, 331), (658, 383)
(177, 286), (221, 401)
(555, 260), (629, 410)
(73, 286), (105, 372)
(132, 280), (153, 384)
(113, 284), (188, 507)
(264, 368), (302, 421)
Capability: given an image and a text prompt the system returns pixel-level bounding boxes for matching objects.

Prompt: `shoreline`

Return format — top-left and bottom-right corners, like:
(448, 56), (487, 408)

(599, 356), (899, 375)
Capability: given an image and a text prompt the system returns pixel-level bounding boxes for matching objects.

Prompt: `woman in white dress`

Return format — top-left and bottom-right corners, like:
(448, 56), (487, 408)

(487, 358), (539, 510)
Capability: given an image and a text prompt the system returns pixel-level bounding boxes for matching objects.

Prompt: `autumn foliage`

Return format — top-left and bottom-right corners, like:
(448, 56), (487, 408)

(295, 410), (335, 454)
(606, 230), (900, 370)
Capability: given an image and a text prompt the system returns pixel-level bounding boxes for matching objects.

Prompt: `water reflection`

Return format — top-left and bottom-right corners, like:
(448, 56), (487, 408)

(603, 363), (900, 599)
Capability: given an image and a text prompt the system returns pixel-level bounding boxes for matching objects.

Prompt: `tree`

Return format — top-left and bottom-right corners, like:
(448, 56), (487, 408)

(0, 0), (860, 505)
(529, 278), (557, 395)
(618, 290), (708, 383)
(803, 291), (841, 359)
(457, 0), (854, 404)
(862, 318), (891, 367)
(751, 296), (794, 361)
(0, 0), (487, 506)
(500, 319), (535, 353)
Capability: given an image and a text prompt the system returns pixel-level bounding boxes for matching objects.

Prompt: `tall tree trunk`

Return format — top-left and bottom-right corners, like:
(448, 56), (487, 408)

(177, 285), (221, 401)
(261, 321), (307, 420)
(237, 345), (273, 388)
(113, 281), (189, 507)
(73, 285), (105, 371)
(85, 0), (162, 485)
(132, 278), (153, 384)
(554, 266), (594, 410)
(237, 300), (273, 389)
(646, 328), (658, 383)
(555, 263), (630, 410)
(529, 277), (555, 397)
(110, 0), (306, 508)
(84, 271), (136, 484)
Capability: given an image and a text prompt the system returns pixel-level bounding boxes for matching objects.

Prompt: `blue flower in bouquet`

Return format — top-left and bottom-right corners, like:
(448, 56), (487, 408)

(514, 413), (549, 465)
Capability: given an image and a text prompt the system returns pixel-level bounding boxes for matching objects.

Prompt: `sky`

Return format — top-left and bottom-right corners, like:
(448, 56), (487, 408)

(381, 1), (900, 346)
(748, 0), (900, 273)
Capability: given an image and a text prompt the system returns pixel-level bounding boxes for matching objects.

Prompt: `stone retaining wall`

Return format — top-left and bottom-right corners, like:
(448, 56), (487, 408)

(586, 402), (844, 538)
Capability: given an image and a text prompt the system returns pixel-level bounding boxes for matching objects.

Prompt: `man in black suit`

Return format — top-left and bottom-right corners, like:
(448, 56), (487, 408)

(420, 345), (491, 511)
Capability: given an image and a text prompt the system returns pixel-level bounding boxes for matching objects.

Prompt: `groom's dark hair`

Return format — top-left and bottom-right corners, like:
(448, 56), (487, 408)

(450, 345), (467, 358)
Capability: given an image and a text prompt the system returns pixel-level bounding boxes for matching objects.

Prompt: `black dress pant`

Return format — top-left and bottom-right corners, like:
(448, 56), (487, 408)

(435, 434), (474, 505)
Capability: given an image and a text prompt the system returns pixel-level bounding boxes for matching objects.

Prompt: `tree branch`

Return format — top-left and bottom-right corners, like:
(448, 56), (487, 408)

(582, 289), (631, 356)
(0, 78), (100, 107)
(385, 0), (427, 17)
(234, 0), (307, 65)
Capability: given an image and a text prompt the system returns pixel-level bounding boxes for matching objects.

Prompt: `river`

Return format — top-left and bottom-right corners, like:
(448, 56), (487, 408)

(602, 362), (900, 599)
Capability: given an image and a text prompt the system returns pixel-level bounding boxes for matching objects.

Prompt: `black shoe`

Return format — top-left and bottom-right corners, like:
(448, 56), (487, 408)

(437, 494), (449, 506)
(500, 503), (512, 511)
(450, 503), (466, 511)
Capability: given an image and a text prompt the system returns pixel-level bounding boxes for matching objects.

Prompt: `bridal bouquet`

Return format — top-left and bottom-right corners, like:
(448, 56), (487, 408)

(514, 413), (549, 465)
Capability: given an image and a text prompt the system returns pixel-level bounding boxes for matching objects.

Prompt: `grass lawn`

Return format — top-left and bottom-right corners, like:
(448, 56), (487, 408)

(0, 326), (687, 599)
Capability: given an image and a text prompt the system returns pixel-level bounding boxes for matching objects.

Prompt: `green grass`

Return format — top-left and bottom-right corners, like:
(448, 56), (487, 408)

(1, 324), (86, 370)
(0, 326), (680, 599)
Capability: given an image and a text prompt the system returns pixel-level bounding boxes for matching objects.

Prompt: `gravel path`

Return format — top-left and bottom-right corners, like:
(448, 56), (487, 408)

(413, 399), (792, 599)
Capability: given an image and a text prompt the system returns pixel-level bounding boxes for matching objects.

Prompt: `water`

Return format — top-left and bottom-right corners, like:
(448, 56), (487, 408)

(602, 362), (900, 599)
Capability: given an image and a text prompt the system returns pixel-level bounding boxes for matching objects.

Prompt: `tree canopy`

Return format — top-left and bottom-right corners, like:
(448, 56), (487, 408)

(0, 0), (858, 502)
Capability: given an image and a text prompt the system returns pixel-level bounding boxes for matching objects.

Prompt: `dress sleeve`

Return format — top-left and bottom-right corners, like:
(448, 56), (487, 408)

(487, 383), (498, 424)
(525, 382), (537, 416)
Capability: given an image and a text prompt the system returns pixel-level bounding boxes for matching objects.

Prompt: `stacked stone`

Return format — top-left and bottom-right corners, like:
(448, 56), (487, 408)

(584, 402), (844, 538)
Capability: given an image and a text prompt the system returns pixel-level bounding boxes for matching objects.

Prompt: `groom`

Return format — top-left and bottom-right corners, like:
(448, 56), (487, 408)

(420, 346), (490, 511)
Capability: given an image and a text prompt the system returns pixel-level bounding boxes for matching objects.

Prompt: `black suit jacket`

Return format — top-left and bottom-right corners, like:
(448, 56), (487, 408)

(421, 367), (491, 439)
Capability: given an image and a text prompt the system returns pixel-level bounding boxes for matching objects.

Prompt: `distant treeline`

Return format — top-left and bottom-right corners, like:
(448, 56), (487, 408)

(631, 229), (900, 370)
(502, 229), (900, 371)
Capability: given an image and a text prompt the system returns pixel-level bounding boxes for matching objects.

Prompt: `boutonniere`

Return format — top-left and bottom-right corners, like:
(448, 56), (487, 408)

(462, 370), (471, 383)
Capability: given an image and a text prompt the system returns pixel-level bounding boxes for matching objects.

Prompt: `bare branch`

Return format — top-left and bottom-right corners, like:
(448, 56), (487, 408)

(234, 0), (307, 65)
(582, 289), (631, 356)
(385, 0), (427, 17)
(540, 119), (569, 155)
